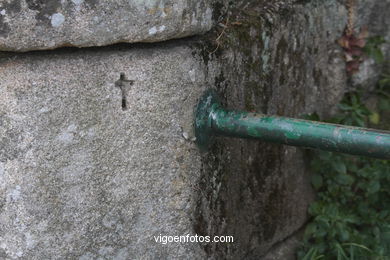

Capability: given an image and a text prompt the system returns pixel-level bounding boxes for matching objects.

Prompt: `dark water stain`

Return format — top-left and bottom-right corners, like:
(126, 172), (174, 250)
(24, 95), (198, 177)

(85, 0), (98, 8)
(258, 183), (287, 241)
(0, 16), (10, 37)
(313, 67), (322, 87)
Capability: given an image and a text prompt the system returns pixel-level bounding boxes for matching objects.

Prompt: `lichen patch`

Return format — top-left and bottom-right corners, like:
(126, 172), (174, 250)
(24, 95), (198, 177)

(51, 13), (65, 27)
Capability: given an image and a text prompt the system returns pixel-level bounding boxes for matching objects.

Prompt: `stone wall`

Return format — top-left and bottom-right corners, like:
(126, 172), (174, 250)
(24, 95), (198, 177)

(194, 0), (390, 258)
(0, 0), (389, 259)
(0, 0), (218, 51)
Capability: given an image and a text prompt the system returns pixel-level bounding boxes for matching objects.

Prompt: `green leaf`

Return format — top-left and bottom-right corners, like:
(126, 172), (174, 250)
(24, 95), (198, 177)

(339, 228), (350, 241)
(372, 48), (384, 64)
(351, 94), (358, 106)
(368, 180), (380, 194)
(309, 201), (323, 215)
(335, 173), (354, 185)
(379, 78), (390, 88)
(339, 103), (352, 111)
(379, 210), (389, 219)
(315, 215), (331, 229)
(302, 248), (324, 260)
(354, 116), (365, 127)
(369, 112), (380, 124)
(304, 223), (317, 239)
(381, 231), (390, 241)
(343, 214), (359, 224)
(335, 243), (348, 260)
(342, 243), (372, 253)
(364, 36), (386, 64)
(312, 174), (323, 190)
(379, 97), (390, 111)
(332, 161), (347, 174)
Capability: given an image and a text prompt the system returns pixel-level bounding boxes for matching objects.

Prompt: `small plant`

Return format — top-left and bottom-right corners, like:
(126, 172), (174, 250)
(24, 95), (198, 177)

(298, 79), (390, 260)
(333, 92), (371, 127)
(338, 0), (386, 75)
(377, 72), (390, 112)
(364, 36), (386, 64)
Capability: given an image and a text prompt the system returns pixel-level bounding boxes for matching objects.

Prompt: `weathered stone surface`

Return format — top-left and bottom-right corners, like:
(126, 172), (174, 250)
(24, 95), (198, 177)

(1, 0), (390, 259)
(352, 0), (390, 90)
(193, 0), (390, 258)
(262, 232), (302, 260)
(0, 42), (208, 259)
(0, 0), (219, 52)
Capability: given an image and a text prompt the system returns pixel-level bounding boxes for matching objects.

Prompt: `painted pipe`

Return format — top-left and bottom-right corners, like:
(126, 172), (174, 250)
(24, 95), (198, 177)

(195, 90), (390, 159)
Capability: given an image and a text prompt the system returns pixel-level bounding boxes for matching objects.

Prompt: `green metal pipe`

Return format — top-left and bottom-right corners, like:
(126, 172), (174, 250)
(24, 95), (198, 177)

(195, 90), (390, 159)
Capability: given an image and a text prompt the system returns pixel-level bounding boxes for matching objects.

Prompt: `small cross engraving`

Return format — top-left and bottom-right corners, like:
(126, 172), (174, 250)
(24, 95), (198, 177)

(115, 73), (134, 110)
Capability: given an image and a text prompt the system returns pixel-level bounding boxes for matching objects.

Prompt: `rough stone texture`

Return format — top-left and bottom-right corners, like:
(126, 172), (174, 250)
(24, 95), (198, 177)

(0, 0), (220, 51)
(1, 0), (390, 259)
(0, 43), (209, 259)
(262, 232), (302, 260)
(193, 0), (390, 259)
(352, 0), (390, 89)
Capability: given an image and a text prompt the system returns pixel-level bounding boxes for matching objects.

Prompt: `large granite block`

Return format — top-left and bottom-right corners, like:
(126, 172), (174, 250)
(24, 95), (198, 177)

(0, 0), (220, 51)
